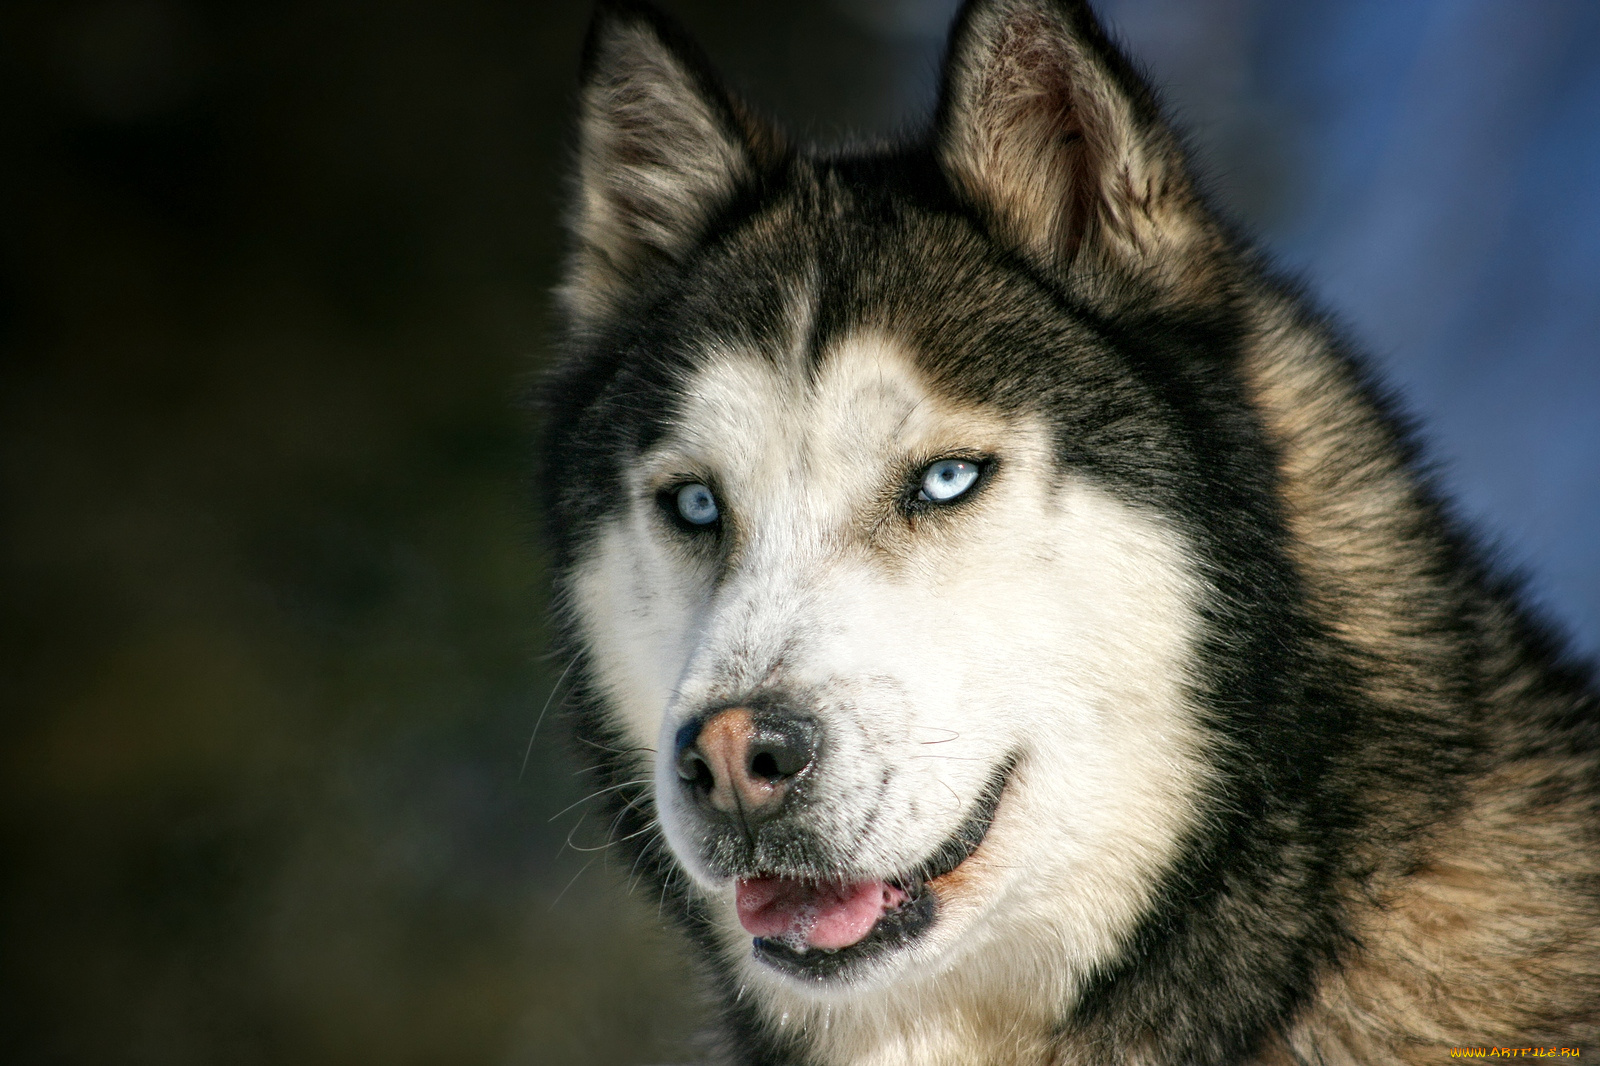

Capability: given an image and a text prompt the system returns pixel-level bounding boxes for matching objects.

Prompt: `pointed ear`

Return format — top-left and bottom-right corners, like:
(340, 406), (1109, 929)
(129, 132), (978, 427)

(936, 0), (1220, 303)
(562, 1), (781, 328)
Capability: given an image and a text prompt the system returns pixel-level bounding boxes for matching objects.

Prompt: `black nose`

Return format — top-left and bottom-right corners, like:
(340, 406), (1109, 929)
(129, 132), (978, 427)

(674, 707), (819, 821)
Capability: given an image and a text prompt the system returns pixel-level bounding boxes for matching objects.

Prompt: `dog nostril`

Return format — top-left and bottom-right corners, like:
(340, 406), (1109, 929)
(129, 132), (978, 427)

(677, 748), (716, 794)
(749, 750), (781, 781)
(748, 733), (811, 781)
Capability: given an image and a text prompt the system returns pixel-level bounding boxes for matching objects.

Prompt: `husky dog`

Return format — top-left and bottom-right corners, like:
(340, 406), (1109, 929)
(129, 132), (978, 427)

(542, 1), (1600, 1061)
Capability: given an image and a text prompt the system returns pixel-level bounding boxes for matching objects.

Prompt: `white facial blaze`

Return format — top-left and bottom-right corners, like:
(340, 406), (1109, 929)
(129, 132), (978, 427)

(567, 331), (1213, 1064)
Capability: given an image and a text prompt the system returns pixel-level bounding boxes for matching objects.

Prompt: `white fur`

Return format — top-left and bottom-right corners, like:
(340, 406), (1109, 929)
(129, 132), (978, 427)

(568, 329), (1214, 1065)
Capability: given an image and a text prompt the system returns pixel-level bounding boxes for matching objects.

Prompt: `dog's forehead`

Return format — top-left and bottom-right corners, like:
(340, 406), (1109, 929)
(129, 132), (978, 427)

(673, 186), (1110, 415)
(648, 328), (1007, 489)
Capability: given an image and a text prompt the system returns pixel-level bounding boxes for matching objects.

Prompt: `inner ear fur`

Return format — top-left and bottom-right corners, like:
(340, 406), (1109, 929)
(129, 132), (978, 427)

(936, 0), (1222, 304)
(563, 1), (782, 328)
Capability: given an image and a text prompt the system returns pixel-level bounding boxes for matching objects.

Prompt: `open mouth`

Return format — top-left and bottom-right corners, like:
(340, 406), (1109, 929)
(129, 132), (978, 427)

(735, 760), (1013, 981)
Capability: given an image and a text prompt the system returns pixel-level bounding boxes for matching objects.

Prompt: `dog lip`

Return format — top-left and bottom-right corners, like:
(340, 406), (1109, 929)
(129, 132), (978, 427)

(904, 752), (1015, 886)
(748, 756), (1015, 981)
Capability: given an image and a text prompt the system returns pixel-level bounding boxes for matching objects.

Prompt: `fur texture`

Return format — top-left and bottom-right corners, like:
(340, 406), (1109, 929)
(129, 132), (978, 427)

(543, 2), (1600, 1062)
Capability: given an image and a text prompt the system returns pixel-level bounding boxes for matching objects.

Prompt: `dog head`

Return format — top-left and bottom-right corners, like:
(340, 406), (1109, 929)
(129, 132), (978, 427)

(546, 0), (1300, 1040)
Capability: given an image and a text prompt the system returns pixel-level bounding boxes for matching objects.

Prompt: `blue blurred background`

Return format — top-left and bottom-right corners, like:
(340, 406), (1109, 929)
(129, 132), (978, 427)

(1, 1), (1594, 1063)
(1123, 0), (1600, 658)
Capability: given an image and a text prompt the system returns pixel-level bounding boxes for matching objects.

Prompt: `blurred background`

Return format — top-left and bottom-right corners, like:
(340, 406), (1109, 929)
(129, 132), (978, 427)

(1, 0), (1595, 1063)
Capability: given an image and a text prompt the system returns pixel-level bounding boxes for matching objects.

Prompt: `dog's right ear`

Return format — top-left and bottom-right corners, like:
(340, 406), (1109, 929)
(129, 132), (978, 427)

(562, 1), (780, 329)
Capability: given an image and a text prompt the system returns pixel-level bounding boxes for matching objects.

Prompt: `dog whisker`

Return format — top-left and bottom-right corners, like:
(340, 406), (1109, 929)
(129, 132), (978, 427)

(546, 778), (647, 823)
(547, 856), (599, 911)
(519, 656), (577, 781)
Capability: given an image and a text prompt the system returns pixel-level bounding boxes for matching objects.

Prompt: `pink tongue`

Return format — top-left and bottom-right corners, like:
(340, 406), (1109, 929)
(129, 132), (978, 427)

(736, 877), (906, 951)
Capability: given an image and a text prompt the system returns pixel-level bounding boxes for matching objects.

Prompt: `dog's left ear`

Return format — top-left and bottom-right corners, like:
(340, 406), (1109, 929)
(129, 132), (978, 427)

(936, 0), (1221, 304)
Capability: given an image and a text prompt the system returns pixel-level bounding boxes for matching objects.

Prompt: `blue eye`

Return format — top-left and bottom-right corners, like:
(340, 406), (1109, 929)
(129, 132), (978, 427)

(675, 483), (720, 526)
(918, 459), (980, 503)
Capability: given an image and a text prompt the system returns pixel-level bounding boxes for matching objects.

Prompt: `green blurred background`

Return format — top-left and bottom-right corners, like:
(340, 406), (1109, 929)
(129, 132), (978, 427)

(4, 0), (1596, 1063)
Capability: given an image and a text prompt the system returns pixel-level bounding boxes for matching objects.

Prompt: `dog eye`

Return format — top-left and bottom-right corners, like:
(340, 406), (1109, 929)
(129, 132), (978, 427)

(674, 483), (720, 526)
(918, 459), (980, 503)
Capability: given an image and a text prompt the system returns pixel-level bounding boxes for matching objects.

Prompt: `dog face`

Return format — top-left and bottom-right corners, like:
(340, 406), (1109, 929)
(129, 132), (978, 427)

(567, 318), (1213, 993)
(547, 0), (1285, 1046)
(550, 188), (1234, 1015)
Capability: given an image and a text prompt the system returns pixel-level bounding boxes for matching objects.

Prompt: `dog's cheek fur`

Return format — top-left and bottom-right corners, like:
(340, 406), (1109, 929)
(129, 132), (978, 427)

(568, 516), (708, 761)
(740, 484), (1216, 1065)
